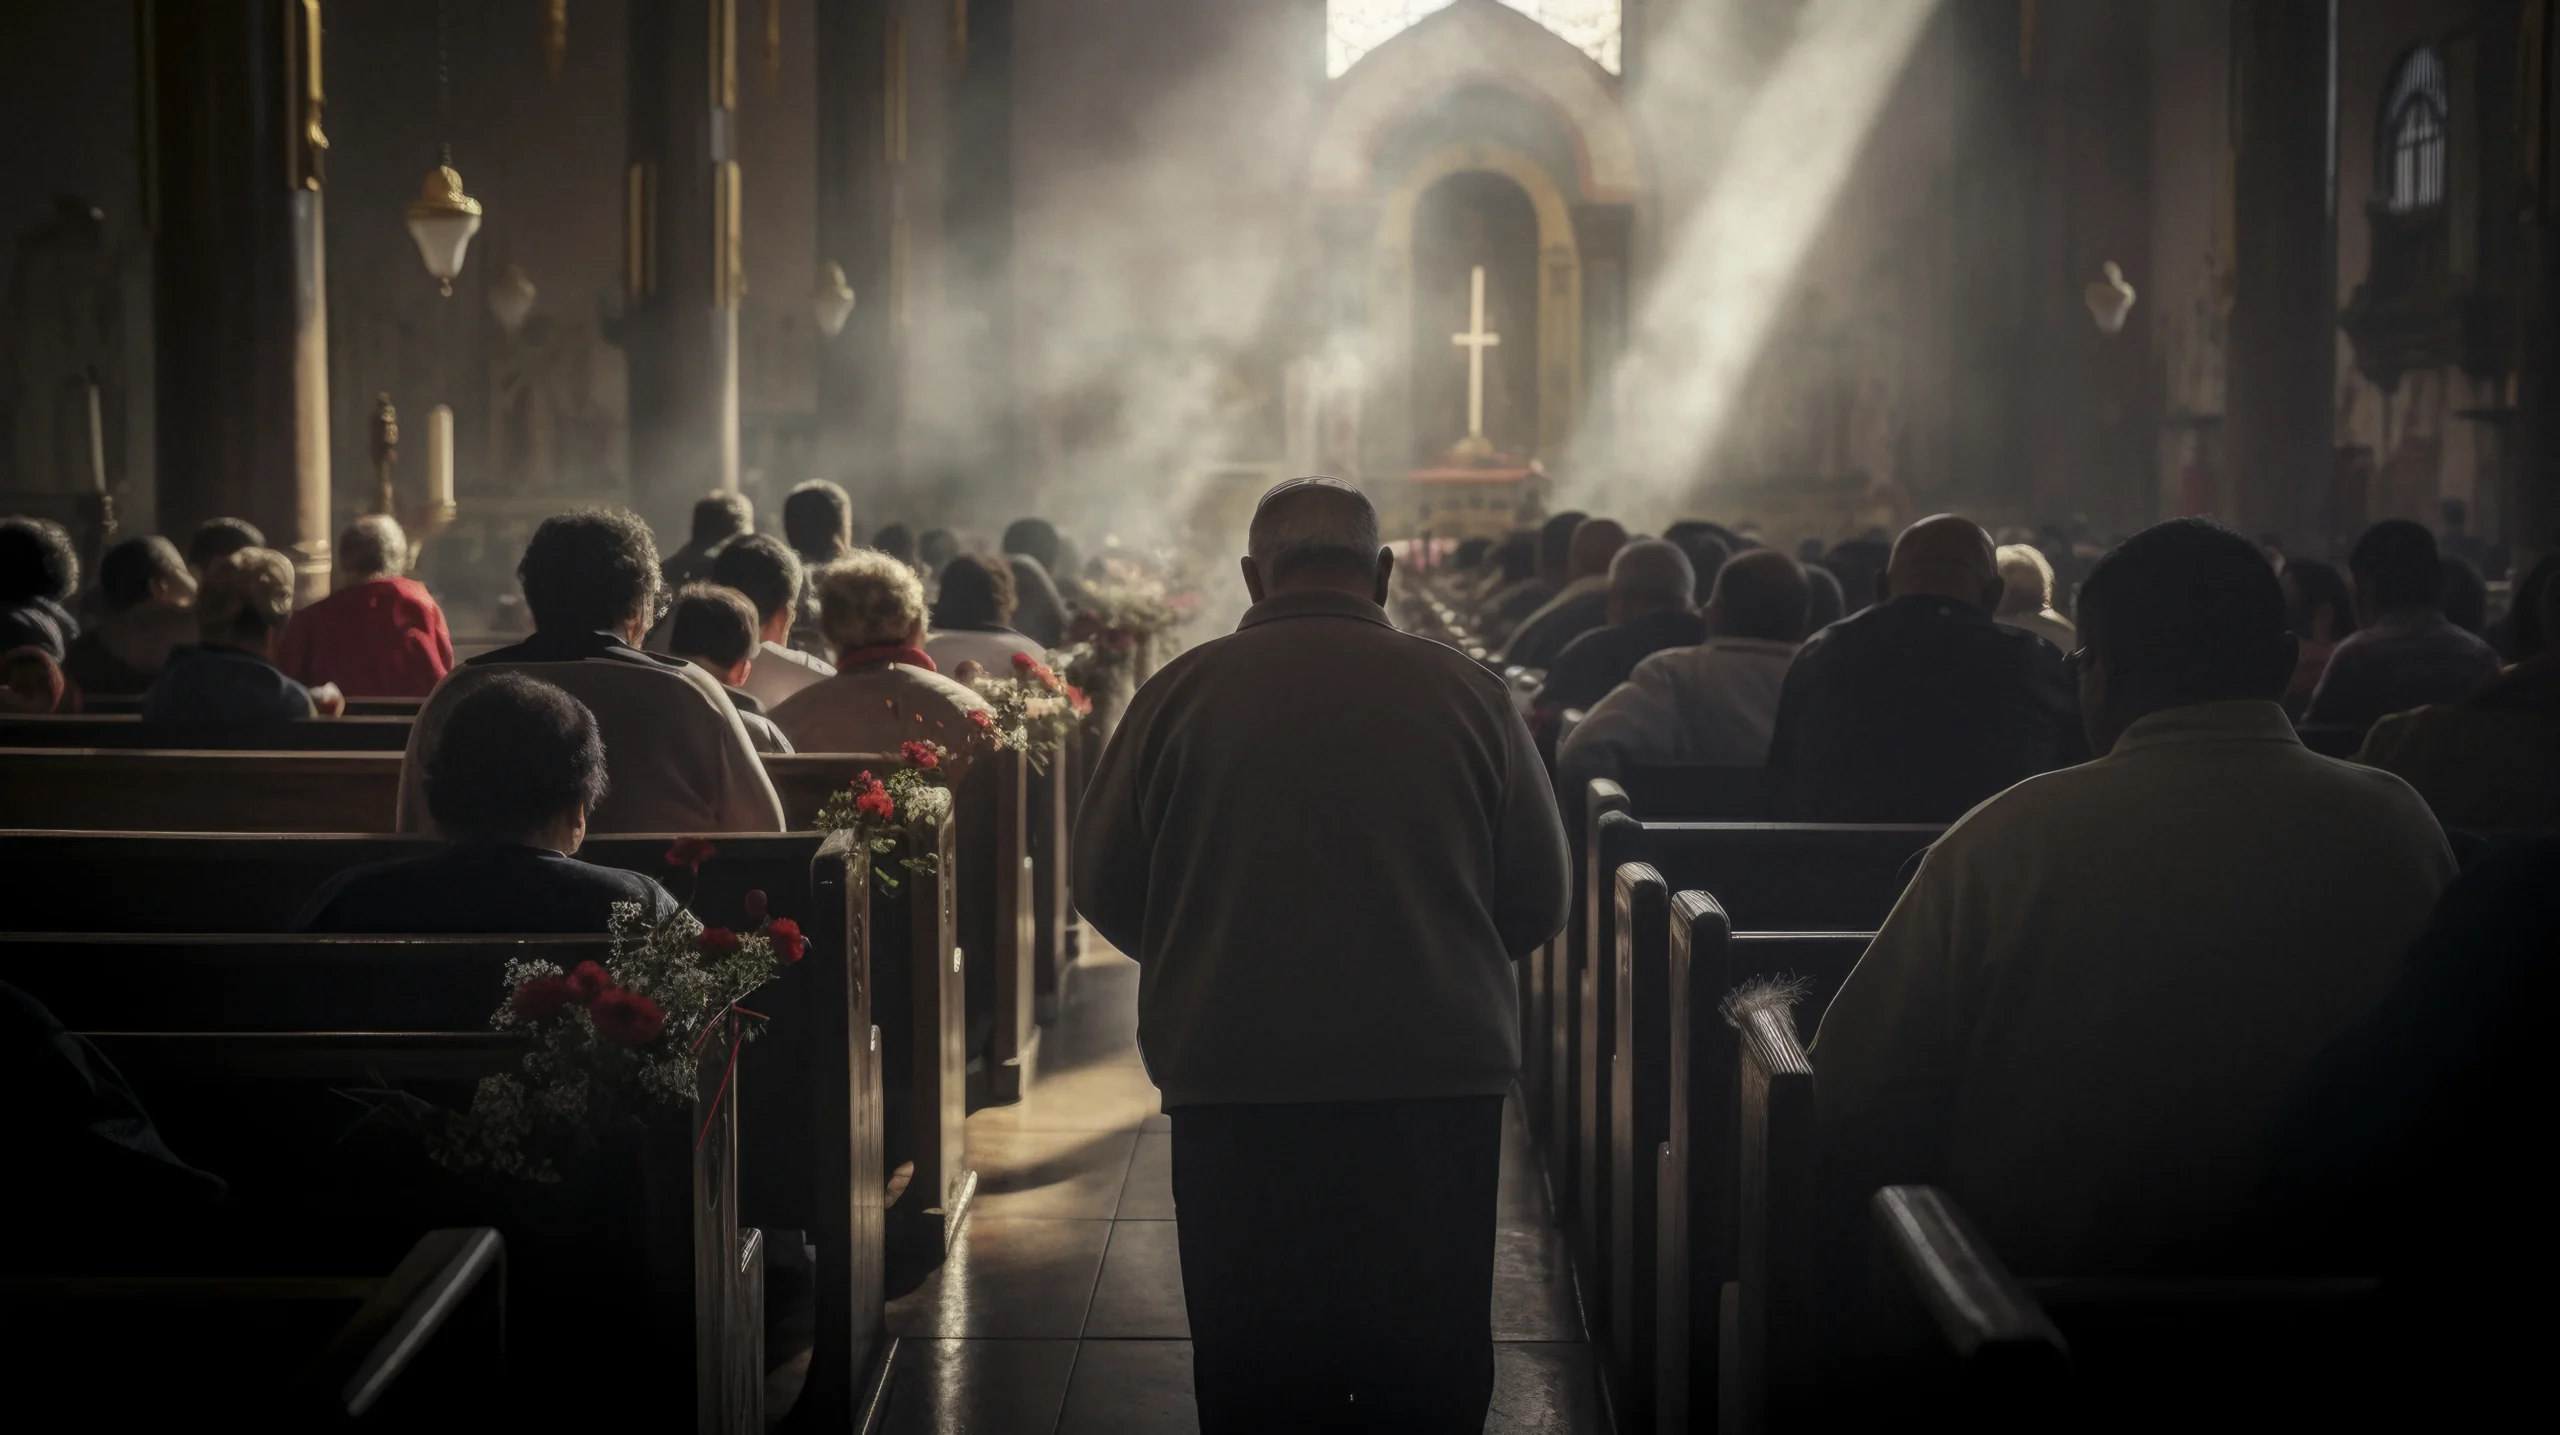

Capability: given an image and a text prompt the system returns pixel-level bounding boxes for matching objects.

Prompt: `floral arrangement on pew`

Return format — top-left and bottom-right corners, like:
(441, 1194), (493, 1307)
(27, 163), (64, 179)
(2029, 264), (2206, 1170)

(1058, 576), (1198, 691)
(971, 652), (1094, 772)
(426, 839), (807, 1184)
(812, 740), (960, 893)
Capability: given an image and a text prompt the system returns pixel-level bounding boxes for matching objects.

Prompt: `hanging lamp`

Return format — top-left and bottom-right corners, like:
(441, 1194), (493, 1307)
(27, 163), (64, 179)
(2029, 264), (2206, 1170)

(407, 0), (483, 296)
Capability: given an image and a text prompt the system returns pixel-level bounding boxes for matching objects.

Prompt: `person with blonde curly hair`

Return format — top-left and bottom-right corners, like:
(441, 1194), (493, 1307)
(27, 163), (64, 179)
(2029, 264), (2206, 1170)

(771, 548), (989, 759)
(141, 547), (342, 723)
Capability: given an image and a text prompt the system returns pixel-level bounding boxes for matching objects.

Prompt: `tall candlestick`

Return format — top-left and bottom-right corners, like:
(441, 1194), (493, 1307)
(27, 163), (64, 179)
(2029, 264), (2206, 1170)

(85, 375), (107, 494)
(427, 404), (455, 508)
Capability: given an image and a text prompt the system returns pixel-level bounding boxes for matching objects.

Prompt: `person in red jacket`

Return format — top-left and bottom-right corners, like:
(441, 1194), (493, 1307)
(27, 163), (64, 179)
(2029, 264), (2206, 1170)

(276, 514), (454, 697)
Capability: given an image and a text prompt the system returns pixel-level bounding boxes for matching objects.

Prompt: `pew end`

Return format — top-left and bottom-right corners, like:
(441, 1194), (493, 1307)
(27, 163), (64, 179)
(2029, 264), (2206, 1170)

(1, 1226), (511, 1425)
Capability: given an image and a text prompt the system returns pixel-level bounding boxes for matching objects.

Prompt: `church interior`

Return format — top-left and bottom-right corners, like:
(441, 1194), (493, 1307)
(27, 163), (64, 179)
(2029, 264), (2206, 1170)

(0, 1), (2551, 1431)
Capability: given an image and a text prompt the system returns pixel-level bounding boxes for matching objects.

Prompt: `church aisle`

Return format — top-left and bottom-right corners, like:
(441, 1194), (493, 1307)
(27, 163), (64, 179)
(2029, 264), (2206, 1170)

(878, 942), (1606, 1434)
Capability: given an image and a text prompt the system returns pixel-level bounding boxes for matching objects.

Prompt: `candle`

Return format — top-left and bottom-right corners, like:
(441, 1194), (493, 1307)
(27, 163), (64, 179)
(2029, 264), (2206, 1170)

(427, 404), (455, 508)
(86, 378), (106, 494)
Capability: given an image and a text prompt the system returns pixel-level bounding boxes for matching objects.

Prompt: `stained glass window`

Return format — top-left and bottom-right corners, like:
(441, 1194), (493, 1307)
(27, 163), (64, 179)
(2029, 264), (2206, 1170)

(1327, 0), (1622, 79)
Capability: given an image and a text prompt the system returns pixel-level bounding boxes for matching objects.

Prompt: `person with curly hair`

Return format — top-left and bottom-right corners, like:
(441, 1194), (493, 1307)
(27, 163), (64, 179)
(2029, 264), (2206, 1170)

(0, 515), (80, 660)
(398, 508), (784, 834)
(769, 547), (989, 762)
(296, 674), (680, 932)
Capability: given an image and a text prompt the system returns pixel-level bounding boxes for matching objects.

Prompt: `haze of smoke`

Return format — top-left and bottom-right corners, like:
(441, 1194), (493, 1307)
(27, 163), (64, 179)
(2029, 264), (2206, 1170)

(1579, 0), (1941, 525)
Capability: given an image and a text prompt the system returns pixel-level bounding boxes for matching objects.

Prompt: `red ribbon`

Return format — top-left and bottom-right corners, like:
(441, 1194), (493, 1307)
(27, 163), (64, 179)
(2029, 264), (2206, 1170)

(833, 643), (937, 673)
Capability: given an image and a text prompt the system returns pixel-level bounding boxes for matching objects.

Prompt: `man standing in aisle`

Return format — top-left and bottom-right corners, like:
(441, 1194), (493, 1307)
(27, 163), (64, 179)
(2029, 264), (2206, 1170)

(1076, 478), (1571, 1433)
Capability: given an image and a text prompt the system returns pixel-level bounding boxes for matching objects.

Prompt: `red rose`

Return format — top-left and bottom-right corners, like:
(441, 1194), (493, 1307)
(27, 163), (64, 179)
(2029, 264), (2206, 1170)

(510, 974), (574, 1023)
(855, 787), (897, 822)
(968, 709), (994, 730)
(665, 837), (717, 873)
(767, 917), (806, 965)
(590, 988), (667, 1046)
(1066, 685), (1092, 715)
(1011, 651), (1037, 670)
(566, 960), (612, 1005)
(900, 740), (941, 769)
(743, 888), (768, 921)
(696, 927), (742, 957)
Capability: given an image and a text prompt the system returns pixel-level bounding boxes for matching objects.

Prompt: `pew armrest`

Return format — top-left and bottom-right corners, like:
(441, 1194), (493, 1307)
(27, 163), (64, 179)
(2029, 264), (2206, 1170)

(302, 1226), (509, 1418)
(1872, 1186), (2067, 1365)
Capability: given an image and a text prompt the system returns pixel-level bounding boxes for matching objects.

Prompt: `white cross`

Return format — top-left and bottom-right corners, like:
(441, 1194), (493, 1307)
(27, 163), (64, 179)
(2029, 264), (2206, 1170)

(1450, 264), (1502, 441)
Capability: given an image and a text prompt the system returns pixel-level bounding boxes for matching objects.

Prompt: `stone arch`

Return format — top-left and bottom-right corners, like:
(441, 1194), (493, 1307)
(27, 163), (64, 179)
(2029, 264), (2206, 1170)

(1311, 0), (1645, 205)
(1369, 143), (1583, 467)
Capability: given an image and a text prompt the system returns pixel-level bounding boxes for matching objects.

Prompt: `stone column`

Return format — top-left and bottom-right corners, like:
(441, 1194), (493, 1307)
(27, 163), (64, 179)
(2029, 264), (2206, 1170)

(626, 0), (744, 534)
(2225, 0), (2336, 549)
(147, 0), (334, 600)
(814, 0), (897, 494)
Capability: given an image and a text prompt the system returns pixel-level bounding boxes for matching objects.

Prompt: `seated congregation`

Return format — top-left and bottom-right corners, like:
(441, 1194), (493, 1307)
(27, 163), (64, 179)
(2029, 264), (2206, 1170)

(3, 473), (2550, 1428)
(1418, 499), (2551, 1428)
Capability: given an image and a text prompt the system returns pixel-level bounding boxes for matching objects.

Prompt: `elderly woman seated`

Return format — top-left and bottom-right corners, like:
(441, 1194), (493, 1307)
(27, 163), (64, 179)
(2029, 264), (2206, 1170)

(771, 548), (990, 761)
(294, 673), (680, 932)
(141, 547), (343, 724)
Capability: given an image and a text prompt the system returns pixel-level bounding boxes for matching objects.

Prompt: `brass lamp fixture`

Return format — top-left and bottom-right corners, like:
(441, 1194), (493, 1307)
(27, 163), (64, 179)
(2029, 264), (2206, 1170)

(408, 0), (482, 296)
(408, 165), (483, 296)
(813, 261), (858, 337)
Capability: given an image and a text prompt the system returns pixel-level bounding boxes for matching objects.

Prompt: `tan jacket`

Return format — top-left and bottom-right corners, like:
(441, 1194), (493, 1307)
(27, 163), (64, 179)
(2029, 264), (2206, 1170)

(1814, 700), (2453, 1274)
(770, 660), (991, 766)
(399, 632), (785, 836)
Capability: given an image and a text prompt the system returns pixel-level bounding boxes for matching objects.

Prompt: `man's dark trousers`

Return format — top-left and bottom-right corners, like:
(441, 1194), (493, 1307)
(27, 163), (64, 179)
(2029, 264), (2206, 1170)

(1171, 1095), (1506, 1433)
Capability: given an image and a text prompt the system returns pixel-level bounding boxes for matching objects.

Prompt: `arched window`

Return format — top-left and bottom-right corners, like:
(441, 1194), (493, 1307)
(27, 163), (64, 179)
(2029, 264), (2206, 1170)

(2377, 46), (2448, 214)
(1328, 1), (1621, 79)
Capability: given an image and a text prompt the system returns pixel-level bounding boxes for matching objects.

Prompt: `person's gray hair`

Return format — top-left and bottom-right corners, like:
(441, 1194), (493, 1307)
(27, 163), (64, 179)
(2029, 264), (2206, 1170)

(1995, 543), (2054, 613)
(1609, 539), (1695, 608)
(339, 513), (410, 580)
(1247, 477), (1381, 584)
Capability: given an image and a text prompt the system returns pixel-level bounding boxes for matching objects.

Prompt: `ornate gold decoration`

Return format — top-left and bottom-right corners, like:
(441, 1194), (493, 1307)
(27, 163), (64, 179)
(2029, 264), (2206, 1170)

(296, 0), (328, 188)
(543, 0), (568, 81)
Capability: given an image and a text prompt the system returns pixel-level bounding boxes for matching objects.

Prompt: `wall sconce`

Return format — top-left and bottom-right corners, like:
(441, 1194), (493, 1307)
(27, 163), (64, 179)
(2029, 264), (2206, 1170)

(813, 260), (857, 337)
(2084, 260), (2135, 334)
(488, 263), (538, 335)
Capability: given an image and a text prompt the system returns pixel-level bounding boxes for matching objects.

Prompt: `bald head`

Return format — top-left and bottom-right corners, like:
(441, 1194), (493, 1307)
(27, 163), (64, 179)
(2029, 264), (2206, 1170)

(1883, 514), (2001, 609)
(1606, 539), (1694, 620)
(1245, 477), (1389, 602)
(1568, 519), (1629, 580)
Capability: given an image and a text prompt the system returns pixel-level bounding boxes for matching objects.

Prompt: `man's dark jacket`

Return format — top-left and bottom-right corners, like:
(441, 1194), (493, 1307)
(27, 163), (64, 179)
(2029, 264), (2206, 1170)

(1074, 588), (1571, 1107)
(1767, 594), (2082, 822)
(1538, 608), (1710, 714)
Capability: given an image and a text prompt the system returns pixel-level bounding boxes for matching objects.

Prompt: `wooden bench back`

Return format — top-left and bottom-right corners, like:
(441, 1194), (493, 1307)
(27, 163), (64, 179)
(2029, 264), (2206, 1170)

(0, 714), (415, 750)
(0, 749), (404, 831)
(1731, 994), (1817, 1435)
(78, 694), (426, 717)
(1657, 895), (1873, 1434)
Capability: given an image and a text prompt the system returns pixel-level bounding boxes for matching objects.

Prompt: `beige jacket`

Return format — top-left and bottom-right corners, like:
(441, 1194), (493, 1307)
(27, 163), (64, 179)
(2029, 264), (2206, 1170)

(399, 634), (786, 836)
(1814, 700), (2453, 1274)
(770, 660), (991, 767)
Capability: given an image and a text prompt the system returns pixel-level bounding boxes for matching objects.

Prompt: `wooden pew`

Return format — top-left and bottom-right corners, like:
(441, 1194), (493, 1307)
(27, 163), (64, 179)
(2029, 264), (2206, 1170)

(1645, 892), (1872, 1435)
(1868, 1185), (2388, 1428)
(1029, 745), (1071, 1024)
(0, 713), (416, 750)
(0, 834), (901, 1426)
(1575, 812), (1938, 1372)
(1622, 761), (1772, 820)
(766, 749), (1034, 1112)
(1725, 988), (1816, 1435)
(79, 693), (427, 717)
(2, 1226), (511, 1424)
(0, 749), (403, 831)
(0, 953), (758, 1434)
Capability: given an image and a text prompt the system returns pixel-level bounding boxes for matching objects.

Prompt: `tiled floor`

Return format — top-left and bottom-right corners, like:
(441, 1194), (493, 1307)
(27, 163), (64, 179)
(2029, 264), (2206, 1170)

(878, 941), (1607, 1434)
